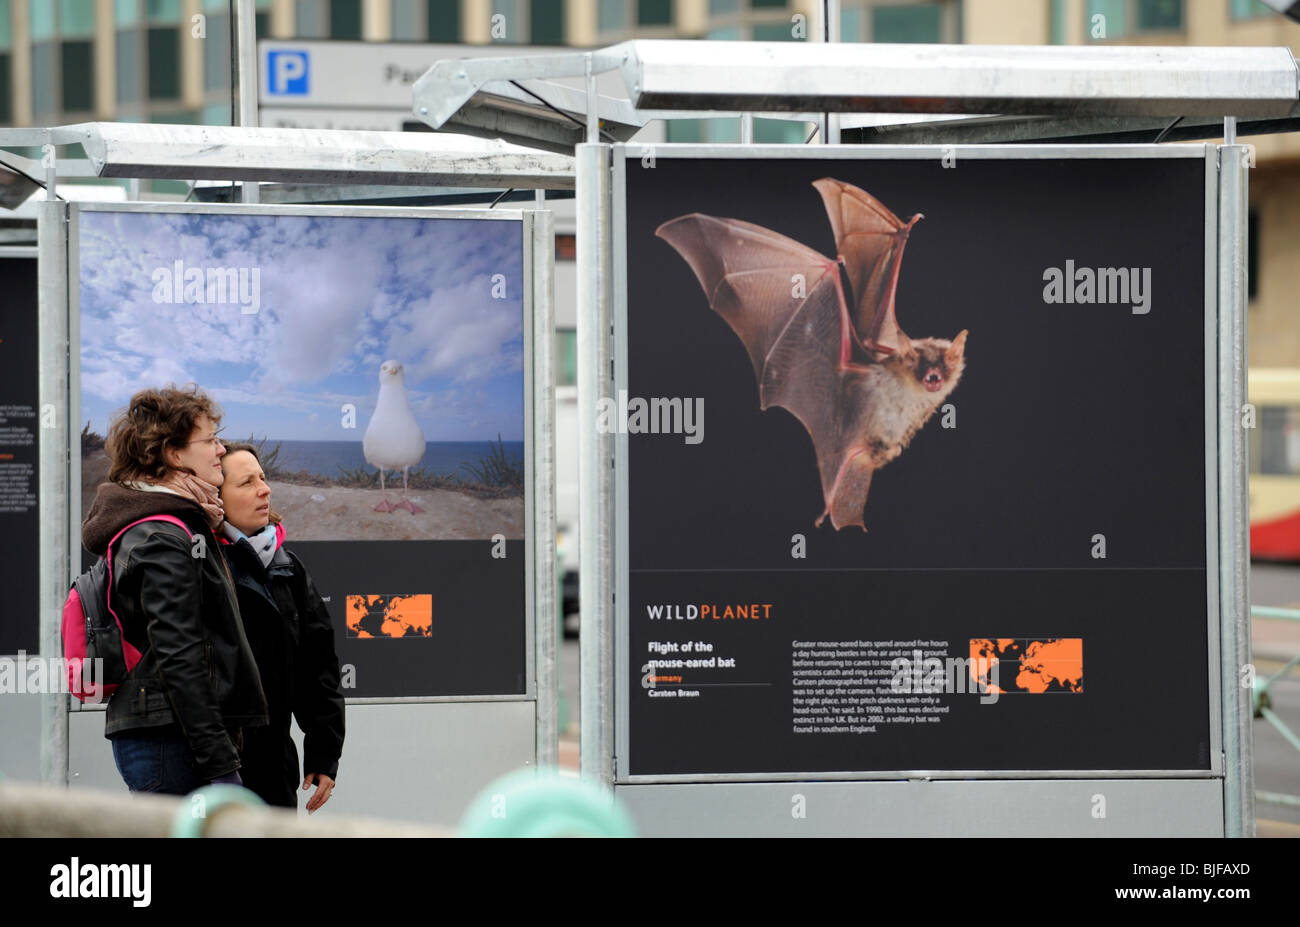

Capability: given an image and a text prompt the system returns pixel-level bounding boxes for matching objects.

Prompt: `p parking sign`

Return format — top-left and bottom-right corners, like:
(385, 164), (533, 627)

(266, 49), (309, 96)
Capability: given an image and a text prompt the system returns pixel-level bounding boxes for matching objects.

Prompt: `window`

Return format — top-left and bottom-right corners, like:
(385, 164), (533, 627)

(428, 0), (460, 41)
(1137, 0), (1180, 28)
(666, 115), (811, 143)
(148, 27), (180, 99)
(1248, 209), (1257, 303)
(147, 0), (181, 22)
(599, 0), (627, 32)
(329, 0), (362, 39)
(1086, 0), (1182, 39)
(840, 1), (957, 43)
(753, 23), (795, 40)
(1050, 0), (1066, 43)
(873, 3), (941, 42)
(531, 0), (564, 44)
(394, 0), (421, 38)
(555, 329), (576, 386)
(115, 0), (141, 28)
(753, 118), (807, 142)
(295, 0), (326, 38)
(638, 0), (672, 27)
(492, 0), (523, 41)
(203, 9), (229, 92)
(32, 2), (55, 40)
(116, 29), (143, 104)
(61, 40), (93, 112)
(1256, 407), (1300, 475)
(61, 0), (97, 35)
(0, 53), (9, 124)
(1230, 0), (1272, 19)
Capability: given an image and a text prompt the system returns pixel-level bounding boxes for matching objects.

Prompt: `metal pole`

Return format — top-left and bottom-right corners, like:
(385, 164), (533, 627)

(584, 54), (599, 143)
(823, 0), (840, 145)
(37, 192), (69, 787)
(532, 197), (559, 769)
(576, 143), (613, 786)
(1217, 131), (1255, 837)
(234, 0), (259, 204)
(740, 114), (754, 144)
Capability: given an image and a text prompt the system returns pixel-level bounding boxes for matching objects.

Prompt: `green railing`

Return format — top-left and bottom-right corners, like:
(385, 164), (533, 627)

(1250, 605), (1300, 811)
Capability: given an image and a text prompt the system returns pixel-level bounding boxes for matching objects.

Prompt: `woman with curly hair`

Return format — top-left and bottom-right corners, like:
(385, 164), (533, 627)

(81, 385), (267, 794)
(217, 442), (345, 811)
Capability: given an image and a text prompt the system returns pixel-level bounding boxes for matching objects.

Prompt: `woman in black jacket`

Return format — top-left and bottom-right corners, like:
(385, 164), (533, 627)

(217, 442), (346, 811)
(82, 386), (267, 794)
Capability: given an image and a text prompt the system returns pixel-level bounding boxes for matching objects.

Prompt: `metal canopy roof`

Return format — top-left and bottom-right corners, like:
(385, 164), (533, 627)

(615, 40), (1300, 117)
(22, 122), (575, 189)
(411, 40), (1300, 142)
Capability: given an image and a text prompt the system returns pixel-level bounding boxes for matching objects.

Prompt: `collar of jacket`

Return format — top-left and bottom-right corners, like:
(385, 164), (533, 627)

(81, 481), (206, 557)
(221, 533), (294, 606)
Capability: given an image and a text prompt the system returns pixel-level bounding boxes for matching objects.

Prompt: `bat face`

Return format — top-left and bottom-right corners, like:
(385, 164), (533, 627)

(903, 332), (968, 397)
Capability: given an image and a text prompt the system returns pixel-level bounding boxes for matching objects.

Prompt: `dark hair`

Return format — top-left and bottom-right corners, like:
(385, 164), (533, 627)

(106, 385), (222, 484)
(219, 442), (282, 526)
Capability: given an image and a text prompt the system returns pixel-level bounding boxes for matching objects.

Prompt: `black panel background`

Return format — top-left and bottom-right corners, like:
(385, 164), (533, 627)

(286, 540), (526, 699)
(0, 257), (40, 655)
(622, 154), (1211, 775)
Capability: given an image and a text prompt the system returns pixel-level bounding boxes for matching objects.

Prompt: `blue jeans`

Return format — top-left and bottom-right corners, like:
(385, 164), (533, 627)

(111, 728), (206, 796)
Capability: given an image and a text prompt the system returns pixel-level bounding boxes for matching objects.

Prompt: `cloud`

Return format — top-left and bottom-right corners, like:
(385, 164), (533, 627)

(76, 210), (525, 438)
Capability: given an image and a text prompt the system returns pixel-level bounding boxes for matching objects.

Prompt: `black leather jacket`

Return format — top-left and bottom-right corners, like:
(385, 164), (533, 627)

(82, 483), (268, 780)
(220, 527), (345, 807)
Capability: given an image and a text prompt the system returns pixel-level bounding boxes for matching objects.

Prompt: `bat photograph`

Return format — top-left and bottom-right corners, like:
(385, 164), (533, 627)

(622, 152), (1213, 776)
(656, 178), (968, 531)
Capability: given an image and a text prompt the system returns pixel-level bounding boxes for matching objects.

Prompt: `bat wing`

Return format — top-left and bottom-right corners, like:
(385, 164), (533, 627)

(813, 178), (922, 358)
(656, 213), (879, 530)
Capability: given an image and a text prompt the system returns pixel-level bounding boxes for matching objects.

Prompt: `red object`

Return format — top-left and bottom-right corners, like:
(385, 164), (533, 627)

(1251, 509), (1300, 561)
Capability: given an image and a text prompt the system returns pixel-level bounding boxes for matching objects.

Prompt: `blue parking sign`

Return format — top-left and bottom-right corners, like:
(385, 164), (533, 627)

(266, 50), (309, 96)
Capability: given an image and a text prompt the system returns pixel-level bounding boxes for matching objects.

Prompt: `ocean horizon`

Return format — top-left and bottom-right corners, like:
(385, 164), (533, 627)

(252, 439), (525, 481)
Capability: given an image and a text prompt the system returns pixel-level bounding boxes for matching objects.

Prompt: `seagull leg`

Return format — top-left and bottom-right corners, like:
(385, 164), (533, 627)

(397, 465), (425, 513)
(374, 468), (395, 513)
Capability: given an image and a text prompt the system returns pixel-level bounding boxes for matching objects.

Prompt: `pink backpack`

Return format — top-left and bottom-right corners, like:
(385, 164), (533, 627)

(62, 515), (193, 703)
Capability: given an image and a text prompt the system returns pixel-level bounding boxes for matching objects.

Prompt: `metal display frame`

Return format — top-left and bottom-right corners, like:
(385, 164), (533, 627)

(30, 180), (559, 804)
(573, 137), (1251, 836)
(609, 140), (1223, 780)
(64, 200), (543, 702)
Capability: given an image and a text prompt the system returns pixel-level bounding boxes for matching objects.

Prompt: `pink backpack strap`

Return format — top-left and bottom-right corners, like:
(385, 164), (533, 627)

(105, 515), (196, 624)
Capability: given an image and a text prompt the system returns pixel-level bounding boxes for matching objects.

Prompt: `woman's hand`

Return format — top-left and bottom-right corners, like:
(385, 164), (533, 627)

(302, 772), (335, 812)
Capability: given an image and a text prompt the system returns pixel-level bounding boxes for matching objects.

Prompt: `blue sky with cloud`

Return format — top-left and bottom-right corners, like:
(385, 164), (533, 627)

(77, 209), (525, 442)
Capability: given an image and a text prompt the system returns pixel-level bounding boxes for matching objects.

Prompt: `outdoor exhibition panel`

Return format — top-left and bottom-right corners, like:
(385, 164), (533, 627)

(0, 249), (39, 657)
(606, 144), (1225, 834)
(41, 201), (553, 825)
(0, 248), (42, 784)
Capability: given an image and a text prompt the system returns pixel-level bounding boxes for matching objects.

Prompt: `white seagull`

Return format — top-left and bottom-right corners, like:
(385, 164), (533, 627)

(362, 360), (426, 514)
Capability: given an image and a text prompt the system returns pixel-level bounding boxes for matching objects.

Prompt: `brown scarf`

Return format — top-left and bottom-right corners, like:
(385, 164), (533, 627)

(136, 471), (226, 530)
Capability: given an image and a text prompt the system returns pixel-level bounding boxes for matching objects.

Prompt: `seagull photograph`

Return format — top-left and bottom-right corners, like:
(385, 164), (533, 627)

(76, 209), (526, 542)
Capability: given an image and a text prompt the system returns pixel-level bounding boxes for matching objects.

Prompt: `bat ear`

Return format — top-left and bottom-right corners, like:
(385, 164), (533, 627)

(946, 330), (969, 364)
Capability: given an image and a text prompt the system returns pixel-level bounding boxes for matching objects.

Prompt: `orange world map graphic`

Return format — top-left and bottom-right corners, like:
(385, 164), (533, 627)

(346, 594), (433, 638)
(969, 638), (1083, 694)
